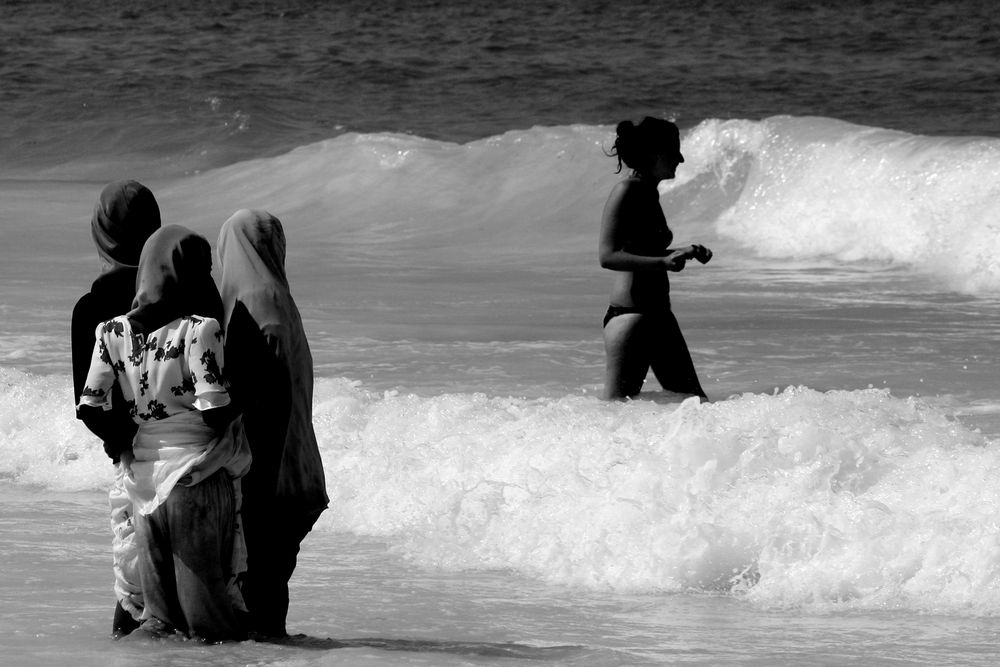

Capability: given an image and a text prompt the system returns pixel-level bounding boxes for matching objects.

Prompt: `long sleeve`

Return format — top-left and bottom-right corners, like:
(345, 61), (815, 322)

(71, 293), (98, 404)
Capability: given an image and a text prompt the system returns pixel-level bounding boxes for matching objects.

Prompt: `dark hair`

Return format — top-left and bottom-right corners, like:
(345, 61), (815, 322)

(608, 116), (681, 174)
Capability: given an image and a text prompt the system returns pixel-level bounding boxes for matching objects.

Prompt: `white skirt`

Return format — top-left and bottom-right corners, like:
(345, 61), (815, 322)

(126, 411), (252, 516)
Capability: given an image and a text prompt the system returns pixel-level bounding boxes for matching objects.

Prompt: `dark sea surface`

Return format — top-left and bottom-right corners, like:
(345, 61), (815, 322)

(3, 0), (1000, 177)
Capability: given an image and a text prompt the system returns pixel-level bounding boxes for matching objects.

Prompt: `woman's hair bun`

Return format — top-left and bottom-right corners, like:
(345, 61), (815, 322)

(608, 116), (679, 174)
(615, 120), (635, 138)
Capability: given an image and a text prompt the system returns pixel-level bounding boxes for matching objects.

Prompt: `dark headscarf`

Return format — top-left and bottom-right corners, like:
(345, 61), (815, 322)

(92, 180), (162, 274)
(128, 225), (224, 333)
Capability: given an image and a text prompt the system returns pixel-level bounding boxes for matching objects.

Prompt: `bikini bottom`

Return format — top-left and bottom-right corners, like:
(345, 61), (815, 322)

(603, 305), (648, 328)
(601, 304), (706, 398)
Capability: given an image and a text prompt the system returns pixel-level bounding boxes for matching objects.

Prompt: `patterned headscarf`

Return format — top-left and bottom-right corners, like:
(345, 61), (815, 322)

(128, 225), (224, 333)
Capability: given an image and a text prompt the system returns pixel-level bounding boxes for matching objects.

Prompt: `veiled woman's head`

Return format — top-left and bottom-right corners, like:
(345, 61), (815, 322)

(91, 180), (161, 272)
(128, 224), (222, 332)
(218, 209), (288, 286)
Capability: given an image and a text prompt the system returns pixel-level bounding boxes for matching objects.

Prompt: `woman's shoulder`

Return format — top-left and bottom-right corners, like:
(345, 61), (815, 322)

(92, 315), (131, 340)
(608, 176), (652, 204)
(163, 314), (220, 327)
(179, 314), (220, 325)
(73, 292), (100, 342)
(178, 315), (224, 341)
(74, 280), (126, 329)
(611, 176), (638, 193)
(72, 290), (96, 322)
(605, 177), (656, 222)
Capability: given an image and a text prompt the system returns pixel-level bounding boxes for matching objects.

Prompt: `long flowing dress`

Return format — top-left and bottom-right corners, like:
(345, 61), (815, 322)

(71, 180), (161, 630)
(218, 209), (328, 637)
(79, 225), (251, 641)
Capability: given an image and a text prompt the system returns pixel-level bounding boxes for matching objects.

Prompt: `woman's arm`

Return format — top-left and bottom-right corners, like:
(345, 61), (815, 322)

(598, 181), (688, 272)
(188, 317), (237, 431)
(666, 244), (713, 264)
(77, 327), (137, 461)
(71, 295), (95, 404)
(200, 401), (241, 431)
(246, 329), (293, 499)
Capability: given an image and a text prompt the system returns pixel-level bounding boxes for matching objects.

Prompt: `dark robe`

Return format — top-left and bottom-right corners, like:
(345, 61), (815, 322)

(218, 208), (328, 637)
(73, 270), (141, 461)
(72, 180), (161, 636)
(73, 180), (161, 461)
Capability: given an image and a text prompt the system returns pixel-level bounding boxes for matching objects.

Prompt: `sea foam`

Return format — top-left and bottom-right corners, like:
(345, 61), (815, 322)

(9, 367), (998, 614)
(310, 378), (1000, 615)
(671, 116), (1000, 293)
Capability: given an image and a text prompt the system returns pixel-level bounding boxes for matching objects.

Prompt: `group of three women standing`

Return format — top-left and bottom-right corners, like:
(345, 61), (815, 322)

(72, 181), (328, 641)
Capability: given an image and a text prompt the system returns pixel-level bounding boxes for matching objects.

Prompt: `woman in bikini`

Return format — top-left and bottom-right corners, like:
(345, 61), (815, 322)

(599, 117), (711, 401)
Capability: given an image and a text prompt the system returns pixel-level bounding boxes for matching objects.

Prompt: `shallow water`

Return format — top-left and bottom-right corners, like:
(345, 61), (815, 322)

(6, 489), (1000, 666)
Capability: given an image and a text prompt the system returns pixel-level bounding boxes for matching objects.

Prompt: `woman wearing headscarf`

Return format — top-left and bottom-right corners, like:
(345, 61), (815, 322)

(78, 225), (251, 642)
(71, 180), (160, 637)
(217, 209), (328, 638)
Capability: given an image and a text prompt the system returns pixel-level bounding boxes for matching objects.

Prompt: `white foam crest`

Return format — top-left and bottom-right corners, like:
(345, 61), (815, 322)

(11, 368), (1000, 613)
(309, 378), (1000, 614)
(0, 368), (112, 491)
(671, 116), (1000, 292)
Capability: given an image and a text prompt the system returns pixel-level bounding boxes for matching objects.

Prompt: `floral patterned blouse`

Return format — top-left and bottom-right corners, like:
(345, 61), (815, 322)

(79, 315), (230, 421)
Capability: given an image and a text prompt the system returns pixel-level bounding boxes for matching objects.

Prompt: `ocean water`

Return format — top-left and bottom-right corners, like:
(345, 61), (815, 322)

(4, 0), (1000, 664)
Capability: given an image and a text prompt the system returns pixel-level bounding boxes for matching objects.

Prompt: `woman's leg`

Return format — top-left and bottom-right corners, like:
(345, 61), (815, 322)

(241, 504), (317, 637)
(168, 472), (244, 641)
(239, 396), (295, 637)
(648, 311), (707, 399)
(109, 463), (142, 637)
(603, 313), (650, 399)
(135, 472), (243, 640)
(134, 502), (183, 634)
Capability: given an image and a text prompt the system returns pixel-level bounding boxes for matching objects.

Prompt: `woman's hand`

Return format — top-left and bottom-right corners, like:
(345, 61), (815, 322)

(664, 245), (714, 271)
(662, 251), (688, 272)
(119, 448), (135, 479)
(662, 244), (713, 271)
